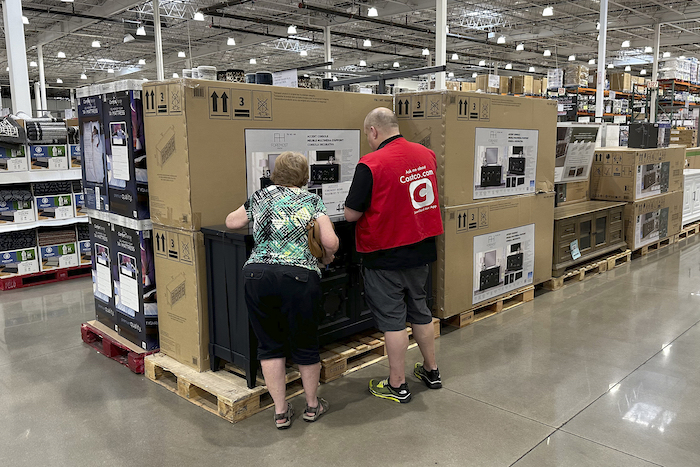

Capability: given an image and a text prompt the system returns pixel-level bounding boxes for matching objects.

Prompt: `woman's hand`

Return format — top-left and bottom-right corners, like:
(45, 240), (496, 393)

(320, 253), (335, 265)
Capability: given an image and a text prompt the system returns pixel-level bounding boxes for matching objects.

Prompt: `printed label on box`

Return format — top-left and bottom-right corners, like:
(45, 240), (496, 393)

(35, 195), (74, 220)
(94, 243), (112, 299)
(40, 243), (78, 270)
(635, 207), (669, 248)
(73, 193), (86, 216)
(0, 248), (39, 276)
(472, 224), (535, 304)
(79, 239), (91, 265)
(636, 161), (670, 199)
(116, 252), (140, 317)
(29, 145), (68, 170)
(554, 125), (599, 183)
(69, 144), (82, 168)
(0, 146), (28, 171)
(473, 128), (538, 199)
(0, 200), (34, 224)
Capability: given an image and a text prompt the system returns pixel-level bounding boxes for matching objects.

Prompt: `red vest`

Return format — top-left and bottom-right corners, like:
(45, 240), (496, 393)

(355, 137), (444, 253)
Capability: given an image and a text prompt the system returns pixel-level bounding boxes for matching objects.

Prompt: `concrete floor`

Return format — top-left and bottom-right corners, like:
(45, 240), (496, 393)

(2, 237), (700, 467)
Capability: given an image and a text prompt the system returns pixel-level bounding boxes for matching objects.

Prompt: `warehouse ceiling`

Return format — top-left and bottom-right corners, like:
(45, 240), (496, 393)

(3, 0), (700, 90)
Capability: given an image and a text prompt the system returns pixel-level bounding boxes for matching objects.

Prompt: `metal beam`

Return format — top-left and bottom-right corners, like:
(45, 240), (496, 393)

(3, 0), (32, 115)
(596, 0), (608, 120)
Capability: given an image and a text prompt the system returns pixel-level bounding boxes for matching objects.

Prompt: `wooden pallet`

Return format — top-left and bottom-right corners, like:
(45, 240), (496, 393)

(81, 320), (157, 374)
(675, 221), (700, 242)
(144, 353), (304, 424)
(0, 264), (91, 291)
(318, 318), (441, 383)
(543, 249), (632, 291)
(443, 286), (535, 329)
(632, 236), (675, 258)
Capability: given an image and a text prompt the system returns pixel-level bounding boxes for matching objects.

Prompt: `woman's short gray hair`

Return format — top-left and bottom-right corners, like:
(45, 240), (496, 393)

(270, 151), (309, 188)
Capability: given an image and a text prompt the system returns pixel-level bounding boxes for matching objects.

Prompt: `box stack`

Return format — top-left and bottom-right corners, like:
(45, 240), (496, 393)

(547, 69), (564, 90)
(77, 80), (158, 351)
(609, 72), (633, 92)
(143, 79), (393, 371)
(397, 90), (556, 319)
(476, 74), (500, 94)
(670, 128), (697, 148)
(565, 65), (589, 87)
(591, 145), (686, 250)
(659, 59), (692, 82)
(512, 75), (535, 94)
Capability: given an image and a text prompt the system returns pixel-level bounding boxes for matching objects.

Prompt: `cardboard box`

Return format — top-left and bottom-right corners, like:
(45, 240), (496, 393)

(152, 223), (209, 371)
(461, 82), (477, 92)
(76, 223), (91, 266)
(37, 229), (78, 272)
(591, 145), (685, 201)
(28, 144), (68, 171)
(0, 145), (28, 172)
(547, 69), (564, 90)
(499, 76), (511, 94)
(686, 147), (700, 169)
(610, 72), (632, 92)
(78, 95), (109, 211)
(143, 79), (392, 231)
(533, 79), (542, 95)
(72, 180), (87, 217)
(435, 193), (555, 318)
(624, 191), (683, 250)
(555, 180), (589, 207)
(104, 87), (150, 220)
(446, 81), (461, 91)
(111, 222), (158, 350)
(0, 191), (35, 225)
(396, 90), (557, 206)
(90, 218), (114, 311)
(512, 75), (534, 94)
(555, 123), (600, 183)
(69, 144), (81, 168)
(0, 231), (39, 278)
(476, 74), (500, 93)
(565, 65), (590, 87)
(670, 128), (696, 147)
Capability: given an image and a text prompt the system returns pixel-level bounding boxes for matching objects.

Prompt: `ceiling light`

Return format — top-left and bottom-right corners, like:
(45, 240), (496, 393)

(487, 32), (496, 39)
(56, 78), (63, 84)
(543, 49), (551, 57)
(227, 37), (235, 46)
(29, 61), (37, 67)
(528, 66), (535, 72)
(138, 59), (146, 65)
(663, 51), (671, 58)
(589, 59), (595, 64)
(123, 34), (135, 43)
(625, 65), (631, 71)
(136, 25), (146, 36)
(5, 67), (9, 71)
(641, 69), (647, 75)
(608, 63), (614, 69)
(61, 0), (74, 2)
(422, 48), (430, 56)
(472, 72), (478, 78)
(287, 25), (297, 35)
(597, 34), (600, 41)
(92, 40), (100, 48)
(142, 78), (148, 81)
(505, 63), (512, 70)
(22, 16), (28, 25)
(451, 53), (459, 60)
(448, 72), (454, 77)
(622, 40), (630, 48)
(596, 22), (600, 30)
(178, 51), (186, 58)
(107, 68), (114, 73)
(644, 46), (653, 53)
(497, 36), (506, 44)
(359, 60), (367, 66)
(80, 73), (87, 79)
(367, 7), (378, 17)
(478, 60), (486, 66)
(193, 11), (205, 21)
(173, 73), (179, 78)
(680, 55), (687, 60)
(250, 58), (257, 64)
(300, 50), (308, 56)
(569, 55), (575, 61)
(542, 6), (553, 17)
(516, 43), (524, 51)
(57, 51), (66, 58)
(332, 76), (338, 81)
(363, 39), (372, 47)
(393, 61), (400, 67)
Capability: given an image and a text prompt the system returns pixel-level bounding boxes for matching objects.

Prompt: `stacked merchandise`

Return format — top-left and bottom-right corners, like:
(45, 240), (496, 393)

(564, 65), (589, 87)
(396, 90), (556, 320)
(659, 59), (692, 82)
(72, 180), (86, 217)
(77, 79), (157, 351)
(67, 123), (81, 169)
(24, 118), (69, 171)
(547, 69), (564, 90)
(0, 186), (34, 225)
(0, 230), (39, 277)
(591, 145), (686, 250)
(36, 226), (78, 272)
(32, 181), (74, 221)
(77, 223), (91, 266)
(670, 128), (697, 148)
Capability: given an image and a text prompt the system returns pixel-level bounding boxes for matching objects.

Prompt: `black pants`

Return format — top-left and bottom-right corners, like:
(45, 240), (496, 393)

(243, 263), (322, 365)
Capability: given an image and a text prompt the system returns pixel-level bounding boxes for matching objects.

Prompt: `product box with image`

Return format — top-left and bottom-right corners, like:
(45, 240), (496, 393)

(36, 227), (79, 272)
(555, 123), (600, 183)
(72, 180), (87, 217)
(396, 90), (556, 206)
(78, 94), (109, 211)
(77, 223), (91, 266)
(111, 221), (158, 350)
(555, 180), (589, 207)
(143, 79), (393, 230)
(104, 83), (149, 220)
(591, 145), (685, 201)
(152, 223), (208, 370)
(624, 191), (683, 250)
(0, 230), (40, 278)
(32, 181), (74, 221)
(434, 193), (555, 318)
(0, 145), (28, 172)
(28, 144), (68, 171)
(0, 185), (35, 225)
(89, 218), (114, 324)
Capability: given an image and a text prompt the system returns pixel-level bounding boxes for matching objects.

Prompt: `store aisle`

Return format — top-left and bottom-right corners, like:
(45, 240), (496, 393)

(2, 237), (700, 467)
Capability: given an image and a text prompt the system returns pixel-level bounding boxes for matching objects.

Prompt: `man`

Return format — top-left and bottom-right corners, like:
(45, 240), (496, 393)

(345, 107), (444, 403)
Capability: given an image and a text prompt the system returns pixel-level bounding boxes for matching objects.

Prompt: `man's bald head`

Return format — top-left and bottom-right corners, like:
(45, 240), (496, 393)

(363, 107), (400, 151)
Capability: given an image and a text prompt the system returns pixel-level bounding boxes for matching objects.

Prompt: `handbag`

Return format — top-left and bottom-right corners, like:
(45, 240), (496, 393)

(306, 218), (325, 259)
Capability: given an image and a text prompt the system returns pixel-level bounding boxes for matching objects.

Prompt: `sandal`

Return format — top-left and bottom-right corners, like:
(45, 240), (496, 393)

(274, 403), (294, 430)
(303, 397), (329, 422)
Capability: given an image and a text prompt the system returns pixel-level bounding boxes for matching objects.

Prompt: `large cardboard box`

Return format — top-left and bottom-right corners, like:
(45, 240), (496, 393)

(151, 223), (208, 371)
(512, 75), (534, 94)
(610, 72), (632, 93)
(686, 147), (700, 169)
(143, 79), (392, 231)
(533, 79), (542, 95)
(624, 191), (683, 250)
(396, 90), (557, 206)
(435, 193), (555, 318)
(78, 95), (109, 211)
(670, 128), (696, 147)
(499, 76), (511, 94)
(555, 180), (589, 207)
(591, 145), (685, 201)
(476, 74), (500, 93)
(461, 82), (477, 92)
(90, 218), (114, 317)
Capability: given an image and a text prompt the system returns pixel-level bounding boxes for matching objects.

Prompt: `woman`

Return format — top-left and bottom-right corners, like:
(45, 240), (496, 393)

(226, 151), (339, 429)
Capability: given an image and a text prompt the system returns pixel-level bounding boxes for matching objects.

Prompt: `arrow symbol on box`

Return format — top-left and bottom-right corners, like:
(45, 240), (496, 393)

(211, 91), (219, 112)
(221, 92), (228, 113)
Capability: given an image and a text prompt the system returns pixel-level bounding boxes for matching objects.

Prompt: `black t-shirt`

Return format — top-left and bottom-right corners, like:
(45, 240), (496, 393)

(345, 135), (437, 270)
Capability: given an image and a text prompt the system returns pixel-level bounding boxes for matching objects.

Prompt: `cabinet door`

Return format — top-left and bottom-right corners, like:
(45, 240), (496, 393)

(578, 215), (593, 253)
(683, 180), (693, 217)
(593, 213), (608, 248)
(693, 180), (700, 214)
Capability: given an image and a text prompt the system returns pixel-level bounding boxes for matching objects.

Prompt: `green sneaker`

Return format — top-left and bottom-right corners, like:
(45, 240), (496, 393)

(414, 362), (442, 389)
(368, 378), (412, 403)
